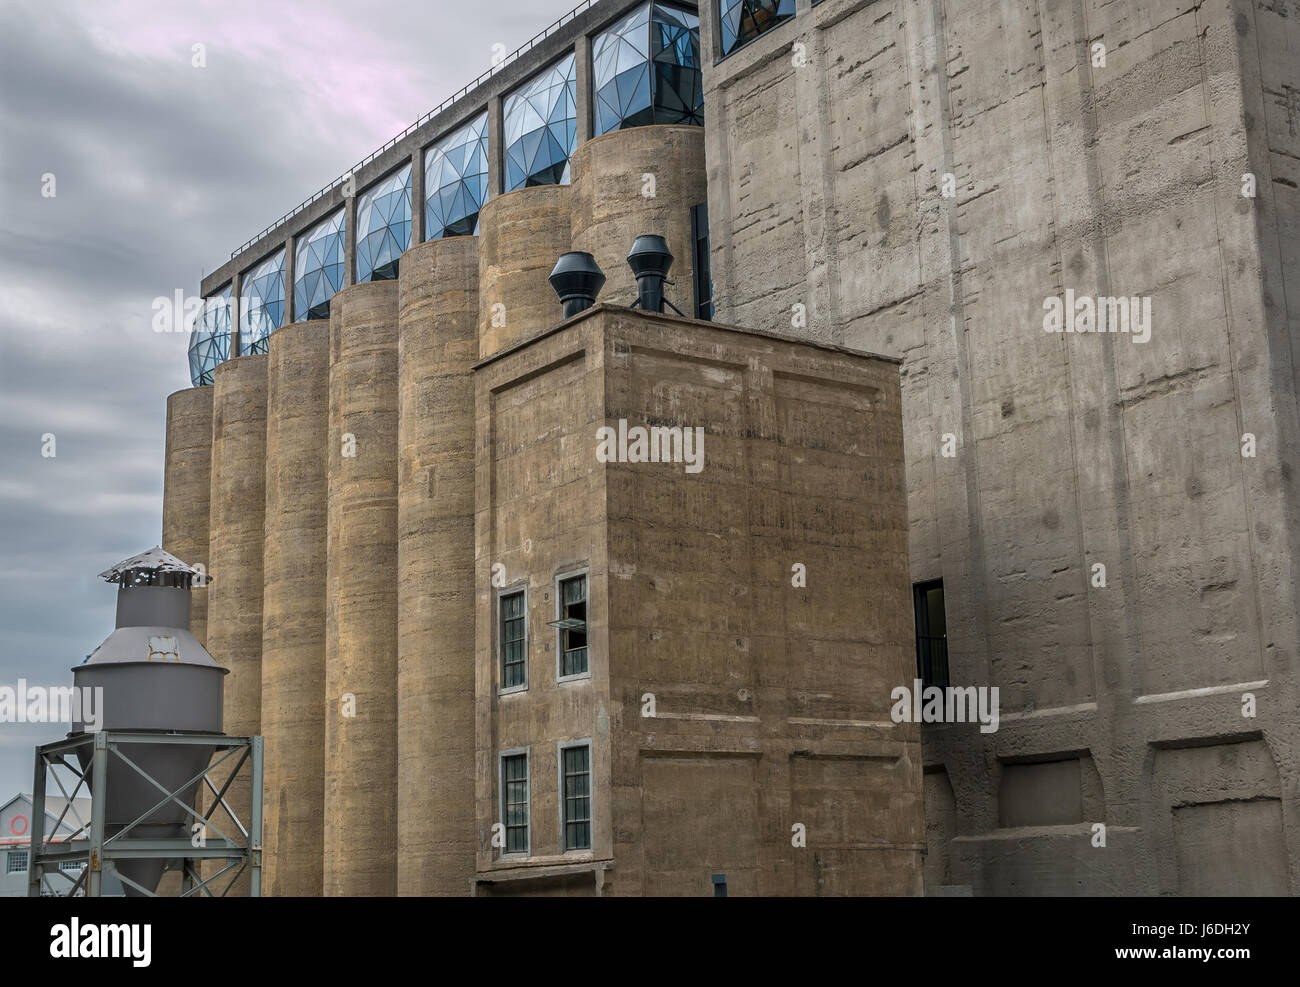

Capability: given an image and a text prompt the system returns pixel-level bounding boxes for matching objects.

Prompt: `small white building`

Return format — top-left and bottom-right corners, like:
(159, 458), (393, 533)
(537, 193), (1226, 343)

(0, 793), (123, 896)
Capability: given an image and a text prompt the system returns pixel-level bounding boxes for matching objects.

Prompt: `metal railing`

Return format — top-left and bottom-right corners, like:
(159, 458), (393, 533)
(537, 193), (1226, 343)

(229, 0), (597, 260)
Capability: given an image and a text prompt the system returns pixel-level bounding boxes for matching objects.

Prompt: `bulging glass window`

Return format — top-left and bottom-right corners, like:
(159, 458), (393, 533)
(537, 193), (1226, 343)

(424, 112), (490, 241)
(504, 53), (578, 192)
(593, 3), (702, 137)
(356, 162), (412, 283)
(719, 0), (796, 56)
(294, 208), (345, 321)
(188, 284), (232, 387)
(240, 248), (285, 355)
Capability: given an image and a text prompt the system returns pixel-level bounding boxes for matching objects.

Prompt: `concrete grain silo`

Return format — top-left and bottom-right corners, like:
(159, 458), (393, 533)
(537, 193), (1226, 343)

(325, 281), (400, 896)
(261, 320), (330, 896)
(477, 185), (572, 359)
(204, 354), (268, 896)
(396, 236), (480, 894)
(162, 387), (214, 645)
(569, 125), (706, 318)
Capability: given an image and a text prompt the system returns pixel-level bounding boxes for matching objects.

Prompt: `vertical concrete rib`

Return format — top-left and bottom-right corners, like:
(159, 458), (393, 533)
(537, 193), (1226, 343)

(569, 126), (707, 319)
(205, 354), (268, 896)
(261, 321), (329, 897)
(163, 387), (213, 645)
(477, 184), (572, 359)
(396, 237), (480, 895)
(325, 281), (400, 896)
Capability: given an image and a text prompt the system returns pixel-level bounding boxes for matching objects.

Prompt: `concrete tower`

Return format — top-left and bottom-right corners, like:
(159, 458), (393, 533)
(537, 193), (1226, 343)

(261, 320), (330, 896)
(396, 236), (481, 894)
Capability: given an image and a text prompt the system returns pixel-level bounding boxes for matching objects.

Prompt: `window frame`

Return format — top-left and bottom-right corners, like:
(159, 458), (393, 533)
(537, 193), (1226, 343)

(554, 568), (591, 683)
(7, 849), (29, 874)
(556, 739), (594, 853)
(913, 579), (950, 689)
(714, 0), (799, 62)
(497, 585), (529, 695)
(498, 748), (531, 858)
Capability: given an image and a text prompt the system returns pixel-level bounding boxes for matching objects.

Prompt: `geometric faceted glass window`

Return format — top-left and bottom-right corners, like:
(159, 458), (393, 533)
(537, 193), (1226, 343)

(7, 850), (29, 874)
(188, 284), (232, 387)
(424, 112), (490, 241)
(501, 752), (529, 855)
(239, 248), (285, 355)
(504, 53), (578, 192)
(593, 3), (703, 137)
(356, 163), (412, 283)
(561, 744), (591, 851)
(294, 208), (345, 322)
(719, 0), (796, 57)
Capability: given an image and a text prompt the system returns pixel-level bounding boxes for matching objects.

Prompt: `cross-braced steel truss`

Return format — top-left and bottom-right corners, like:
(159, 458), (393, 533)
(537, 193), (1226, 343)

(28, 731), (262, 897)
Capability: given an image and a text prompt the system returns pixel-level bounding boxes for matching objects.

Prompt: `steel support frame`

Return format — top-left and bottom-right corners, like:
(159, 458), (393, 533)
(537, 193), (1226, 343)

(28, 731), (263, 897)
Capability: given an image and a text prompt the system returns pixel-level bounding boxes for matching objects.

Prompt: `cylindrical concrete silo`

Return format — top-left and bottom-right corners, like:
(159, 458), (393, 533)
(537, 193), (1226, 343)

(325, 281), (400, 896)
(261, 321), (329, 896)
(163, 387), (213, 645)
(569, 125), (706, 318)
(204, 354), (268, 896)
(396, 237), (479, 895)
(477, 184), (571, 359)
(73, 549), (226, 897)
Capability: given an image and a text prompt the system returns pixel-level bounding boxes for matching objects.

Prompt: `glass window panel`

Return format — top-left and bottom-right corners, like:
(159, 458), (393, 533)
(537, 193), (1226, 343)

(504, 53), (578, 191)
(719, 0), (796, 56)
(502, 753), (529, 853)
(562, 745), (591, 850)
(425, 112), (490, 241)
(188, 283), (232, 387)
(593, 3), (703, 136)
(356, 163), (412, 284)
(239, 248), (285, 355)
(293, 208), (345, 322)
(500, 590), (527, 688)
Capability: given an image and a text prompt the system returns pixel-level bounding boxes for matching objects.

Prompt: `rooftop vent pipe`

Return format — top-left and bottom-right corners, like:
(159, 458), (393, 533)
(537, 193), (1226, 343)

(627, 235), (685, 316)
(549, 251), (607, 318)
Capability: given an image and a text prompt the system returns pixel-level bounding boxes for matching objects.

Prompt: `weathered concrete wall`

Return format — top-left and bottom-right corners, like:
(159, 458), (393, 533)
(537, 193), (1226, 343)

(261, 320), (329, 897)
(699, 0), (1300, 894)
(204, 354), (268, 897)
(325, 282), (400, 896)
(472, 309), (611, 887)
(472, 305), (920, 896)
(570, 126), (707, 315)
(163, 387), (213, 645)
(477, 185), (572, 359)
(396, 237), (480, 895)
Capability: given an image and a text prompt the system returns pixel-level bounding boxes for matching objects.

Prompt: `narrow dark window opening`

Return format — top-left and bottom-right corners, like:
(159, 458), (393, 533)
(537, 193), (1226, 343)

(914, 579), (949, 689)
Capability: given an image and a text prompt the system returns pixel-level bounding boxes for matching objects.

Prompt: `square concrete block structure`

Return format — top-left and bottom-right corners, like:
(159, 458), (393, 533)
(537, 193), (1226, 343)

(699, 0), (1300, 895)
(471, 305), (922, 896)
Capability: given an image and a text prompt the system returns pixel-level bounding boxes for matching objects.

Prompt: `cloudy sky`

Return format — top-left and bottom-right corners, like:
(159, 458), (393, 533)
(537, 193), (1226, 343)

(0, 0), (566, 797)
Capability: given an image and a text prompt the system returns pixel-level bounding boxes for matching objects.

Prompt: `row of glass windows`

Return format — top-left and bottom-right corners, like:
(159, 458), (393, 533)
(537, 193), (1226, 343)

(500, 743), (592, 856)
(189, 2), (702, 387)
(499, 572), (588, 692)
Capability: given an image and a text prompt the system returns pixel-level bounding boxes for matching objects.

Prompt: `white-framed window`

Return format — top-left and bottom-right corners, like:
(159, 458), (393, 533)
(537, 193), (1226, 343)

(7, 849), (29, 874)
(498, 586), (528, 693)
(499, 749), (530, 856)
(558, 740), (593, 851)
(59, 860), (85, 873)
(554, 571), (589, 680)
